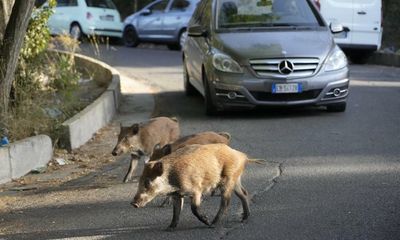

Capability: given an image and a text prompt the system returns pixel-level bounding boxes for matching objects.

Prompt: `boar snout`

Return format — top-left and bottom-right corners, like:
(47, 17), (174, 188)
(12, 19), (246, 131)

(111, 146), (123, 156)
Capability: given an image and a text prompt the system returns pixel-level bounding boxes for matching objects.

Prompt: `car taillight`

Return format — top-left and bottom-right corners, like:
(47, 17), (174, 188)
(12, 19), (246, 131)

(86, 12), (93, 20)
(314, 0), (321, 10)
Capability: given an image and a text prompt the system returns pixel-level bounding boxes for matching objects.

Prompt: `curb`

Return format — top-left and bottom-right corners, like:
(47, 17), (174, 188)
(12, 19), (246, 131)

(0, 135), (52, 184)
(368, 52), (400, 67)
(58, 51), (122, 150)
(0, 52), (124, 184)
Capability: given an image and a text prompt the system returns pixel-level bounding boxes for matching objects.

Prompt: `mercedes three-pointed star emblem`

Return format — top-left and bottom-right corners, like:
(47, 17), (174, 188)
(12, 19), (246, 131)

(278, 60), (294, 75)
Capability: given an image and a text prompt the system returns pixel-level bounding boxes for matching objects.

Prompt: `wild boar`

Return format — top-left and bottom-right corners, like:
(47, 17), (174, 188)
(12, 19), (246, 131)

(111, 117), (180, 182)
(131, 143), (255, 230)
(149, 131), (231, 161)
(149, 131), (232, 206)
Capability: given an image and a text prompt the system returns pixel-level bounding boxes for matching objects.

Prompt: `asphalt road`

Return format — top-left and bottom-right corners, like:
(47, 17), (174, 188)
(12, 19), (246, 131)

(1, 44), (400, 239)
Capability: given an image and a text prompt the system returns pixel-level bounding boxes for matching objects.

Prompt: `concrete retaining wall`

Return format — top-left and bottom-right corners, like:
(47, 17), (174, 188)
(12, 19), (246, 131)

(59, 52), (121, 150)
(0, 135), (53, 184)
(0, 52), (121, 184)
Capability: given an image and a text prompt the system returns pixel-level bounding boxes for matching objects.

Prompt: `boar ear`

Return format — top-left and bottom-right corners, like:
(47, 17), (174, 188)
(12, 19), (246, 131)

(131, 123), (139, 135)
(152, 162), (163, 177)
(162, 144), (172, 156)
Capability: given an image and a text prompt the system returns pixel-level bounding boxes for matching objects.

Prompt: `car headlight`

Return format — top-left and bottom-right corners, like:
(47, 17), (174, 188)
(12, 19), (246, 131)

(212, 53), (243, 73)
(324, 46), (348, 72)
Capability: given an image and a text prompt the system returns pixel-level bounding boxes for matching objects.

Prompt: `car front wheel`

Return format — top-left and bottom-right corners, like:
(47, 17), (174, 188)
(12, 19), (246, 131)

(183, 58), (196, 96)
(123, 26), (139, 47)
(203, 71), (218, 115)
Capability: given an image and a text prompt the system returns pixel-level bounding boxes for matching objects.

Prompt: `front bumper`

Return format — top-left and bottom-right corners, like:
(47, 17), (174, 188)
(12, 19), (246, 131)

(208, 66), (349, 110)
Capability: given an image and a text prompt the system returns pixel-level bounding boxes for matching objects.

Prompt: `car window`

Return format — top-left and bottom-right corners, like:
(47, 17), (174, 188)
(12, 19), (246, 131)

(56, 0), (78, 7)
(85, 0), (116, 9)
(170, 0), (190, 11)
(149, 0), (169, 12)
(216, 0), (323, 29)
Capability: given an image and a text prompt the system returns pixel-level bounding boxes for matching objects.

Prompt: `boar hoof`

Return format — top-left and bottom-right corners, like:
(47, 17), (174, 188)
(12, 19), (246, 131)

(166, 226), (176, 232)
(241, 212), (250, 222)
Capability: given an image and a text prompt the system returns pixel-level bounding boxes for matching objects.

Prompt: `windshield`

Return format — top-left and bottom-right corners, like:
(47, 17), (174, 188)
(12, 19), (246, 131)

(216, 0), (322, 29)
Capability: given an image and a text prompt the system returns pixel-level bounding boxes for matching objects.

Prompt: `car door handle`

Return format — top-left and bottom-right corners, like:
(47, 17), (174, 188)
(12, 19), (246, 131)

(176, 16), (181, 20)
(357, 11), (366, 15)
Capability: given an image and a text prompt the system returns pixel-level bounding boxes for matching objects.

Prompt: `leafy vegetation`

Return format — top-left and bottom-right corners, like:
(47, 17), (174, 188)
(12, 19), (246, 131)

(3, 0), (87, 144)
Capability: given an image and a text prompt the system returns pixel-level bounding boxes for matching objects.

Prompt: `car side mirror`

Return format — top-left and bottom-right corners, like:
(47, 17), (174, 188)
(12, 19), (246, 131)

(188, 25), (207, 37)
(330, 22), (344, 34)
(141, 9), (152, 16)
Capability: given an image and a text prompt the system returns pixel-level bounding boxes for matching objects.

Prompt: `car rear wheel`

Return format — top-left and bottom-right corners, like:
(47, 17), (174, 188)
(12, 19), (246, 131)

(183, 58), (196, 96)
(203, 71), (218, 115)
(123, 26), (139, 47)
(326, 102), (347, 112)
(179, 30), (187, 49)
(167, 30), (186, 51)
(347, 51), (372, 64)
(70, 23), (82, 40)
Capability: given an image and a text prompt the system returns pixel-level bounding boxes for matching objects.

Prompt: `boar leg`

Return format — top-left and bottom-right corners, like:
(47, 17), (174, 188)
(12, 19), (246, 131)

(212, 179), (234, 226)
(191, 192), (211, 226)
(167, 194), (184, 230)
(123, 158), (138, 183)
(211, 193), (231, 226)
(234, 178), (250, 221)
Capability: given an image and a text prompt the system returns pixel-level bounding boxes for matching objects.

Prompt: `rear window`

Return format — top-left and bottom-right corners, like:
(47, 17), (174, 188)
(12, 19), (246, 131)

(56, 0), (78, 7)
(217, 0), (323, 29)
(85, 0), (116, 9)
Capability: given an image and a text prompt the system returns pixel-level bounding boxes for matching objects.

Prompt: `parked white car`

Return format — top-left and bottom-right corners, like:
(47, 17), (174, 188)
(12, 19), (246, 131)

(44, 0), (123, 39)
(316, 0), (382, 63)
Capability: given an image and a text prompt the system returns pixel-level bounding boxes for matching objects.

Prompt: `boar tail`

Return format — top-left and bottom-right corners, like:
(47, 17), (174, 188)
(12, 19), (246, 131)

(218, 132), (231, 140)
(247, 158), (266, 165)
(170, 117), (179, 122)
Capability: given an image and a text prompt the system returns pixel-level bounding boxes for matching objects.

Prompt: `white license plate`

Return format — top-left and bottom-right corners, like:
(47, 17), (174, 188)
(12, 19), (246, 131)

(272, 83), (302, 93)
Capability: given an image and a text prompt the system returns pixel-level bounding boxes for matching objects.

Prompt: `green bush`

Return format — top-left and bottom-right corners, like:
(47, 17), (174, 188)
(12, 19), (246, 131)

(6, 0), (84, 143)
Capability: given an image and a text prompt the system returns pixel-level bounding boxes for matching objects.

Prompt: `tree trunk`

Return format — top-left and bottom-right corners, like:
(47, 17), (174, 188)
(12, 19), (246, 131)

(0, 0), (15, 41)
(0, 0), (35, 114)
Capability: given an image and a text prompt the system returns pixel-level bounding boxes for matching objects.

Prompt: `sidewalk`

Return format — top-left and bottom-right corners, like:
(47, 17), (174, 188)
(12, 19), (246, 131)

(0, 74), (155, 199)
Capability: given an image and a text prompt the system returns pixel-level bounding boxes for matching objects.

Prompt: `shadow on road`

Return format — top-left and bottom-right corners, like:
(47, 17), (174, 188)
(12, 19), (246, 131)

(153, 90), (331, 120)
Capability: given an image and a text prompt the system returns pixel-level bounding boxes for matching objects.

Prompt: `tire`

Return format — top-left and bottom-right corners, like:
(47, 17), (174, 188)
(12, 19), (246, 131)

(348, 51), (372, 64)
(179, 30), (187, 49)
(203, 71), (218, 115)
(123, 26), (139, 47)
(326, 102), (347, 112)
(167, 30), (186, 51)
(70, 23), (82, 40)
(183, 58), (196, 96)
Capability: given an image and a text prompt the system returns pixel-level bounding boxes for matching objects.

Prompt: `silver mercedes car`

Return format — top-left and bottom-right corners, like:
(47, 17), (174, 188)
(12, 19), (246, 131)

(183, 0), (349, 114)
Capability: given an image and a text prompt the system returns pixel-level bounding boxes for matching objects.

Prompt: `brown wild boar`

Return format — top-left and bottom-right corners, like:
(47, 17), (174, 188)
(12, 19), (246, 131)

(132, 143), (257, 230)
(149, 131), (232, 207)
(149, 131), (231, 161)
(111, 117), (180, 182)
